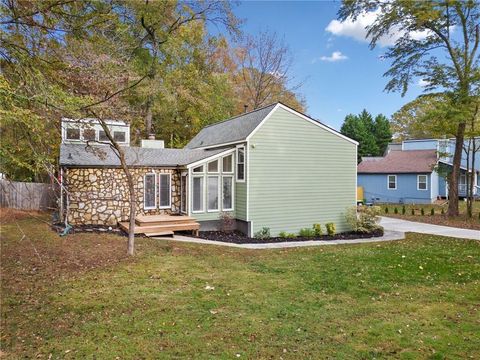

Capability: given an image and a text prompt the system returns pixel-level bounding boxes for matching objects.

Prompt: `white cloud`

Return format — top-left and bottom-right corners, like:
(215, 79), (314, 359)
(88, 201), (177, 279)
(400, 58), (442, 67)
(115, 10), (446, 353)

(417, 79), (430, 87)
(314, 51), (348, 63)
(325, 10), (431, 47)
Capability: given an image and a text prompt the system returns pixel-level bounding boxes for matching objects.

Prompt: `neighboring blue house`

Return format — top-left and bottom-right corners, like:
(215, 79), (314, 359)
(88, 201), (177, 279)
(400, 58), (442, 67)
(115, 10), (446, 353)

(358, 138), (480, 204)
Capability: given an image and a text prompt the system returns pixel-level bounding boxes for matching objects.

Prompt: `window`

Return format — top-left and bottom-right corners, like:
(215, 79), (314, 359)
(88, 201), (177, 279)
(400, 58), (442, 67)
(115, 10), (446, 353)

(82, 128), (96, 141)
(192, 176), (204, 212)
(159, 173), (171, 208)
(207, 176), (219, 211)
(222, 176), (233, 210)
(66, 127), (80, 140)
(222, 154), (233, 173)
(113, 131), (126, 143)
(208, 160), (219, 173)
(99, 130), (109, 142)
(144, 173), (157, 209)
(236, 146), (245, 182)
(193, 165), (204, 173)
(387, 175), (397, 190)
(417, 175), (428, 190)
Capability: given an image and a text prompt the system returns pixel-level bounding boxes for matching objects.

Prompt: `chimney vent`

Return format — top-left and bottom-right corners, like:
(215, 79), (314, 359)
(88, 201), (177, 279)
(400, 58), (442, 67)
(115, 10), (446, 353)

(148, 133), (155, 140)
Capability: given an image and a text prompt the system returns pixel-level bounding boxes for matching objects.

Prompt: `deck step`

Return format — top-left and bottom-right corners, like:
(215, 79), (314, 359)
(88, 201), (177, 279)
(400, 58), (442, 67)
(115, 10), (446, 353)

(119, 221), (200, 235)
(135, 214), (196, 226)
(145, 231), (174, 237)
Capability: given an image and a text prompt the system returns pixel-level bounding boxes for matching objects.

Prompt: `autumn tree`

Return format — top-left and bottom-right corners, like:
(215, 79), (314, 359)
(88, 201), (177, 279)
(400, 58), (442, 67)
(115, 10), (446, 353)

(234, 30), (305, 112)
(338, 0), (480, 216)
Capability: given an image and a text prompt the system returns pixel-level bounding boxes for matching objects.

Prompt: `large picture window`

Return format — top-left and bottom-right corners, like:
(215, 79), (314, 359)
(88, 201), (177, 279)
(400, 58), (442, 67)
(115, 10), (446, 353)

(207, 176), (219, 211)
(192, 176), (204, 212)
(387, 175), (397, 190)
(144, 173), (157, 209)
(222, 176), (233, 210)
(159, 173), (171, 208)
(417, 175), (428, 191)
(236, 146), (245, 182)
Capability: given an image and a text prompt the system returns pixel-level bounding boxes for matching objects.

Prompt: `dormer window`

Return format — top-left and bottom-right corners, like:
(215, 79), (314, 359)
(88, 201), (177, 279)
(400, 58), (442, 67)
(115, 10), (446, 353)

(83, 129), (96, 141)
(99, 130), (109, 142)
(114, 131), (126, 143)
(66, 128), (80, 140)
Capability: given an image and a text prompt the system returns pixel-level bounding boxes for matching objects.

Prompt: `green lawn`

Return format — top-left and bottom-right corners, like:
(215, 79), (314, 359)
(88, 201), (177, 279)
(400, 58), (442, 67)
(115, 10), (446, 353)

(1, 213), (480, 359)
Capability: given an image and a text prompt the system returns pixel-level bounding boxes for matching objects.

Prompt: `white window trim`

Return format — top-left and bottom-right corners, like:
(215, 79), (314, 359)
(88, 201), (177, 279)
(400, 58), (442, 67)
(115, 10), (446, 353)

(222, 154), (234, 174)
(387, 175), (397, 190)
(192, 175), (205, 213)
(144, 173), (157, 210)
(158, 173), (172, 209)
(417, 174), (428, 191)
(222, 175), (234, 211)
(236, 145), (245, 183)
(207, 175), (220, 212)
(207, 159), (220, 174)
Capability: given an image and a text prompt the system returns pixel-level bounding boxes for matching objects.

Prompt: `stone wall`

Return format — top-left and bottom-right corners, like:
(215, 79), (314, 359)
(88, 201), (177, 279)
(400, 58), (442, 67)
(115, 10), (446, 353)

(65, 167), (181, 225)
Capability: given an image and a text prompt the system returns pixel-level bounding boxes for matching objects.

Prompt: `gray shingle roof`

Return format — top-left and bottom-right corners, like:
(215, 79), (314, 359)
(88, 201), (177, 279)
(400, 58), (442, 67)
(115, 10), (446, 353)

(185, 103), (277, 149)
(358, 150), (437, 173)
(59, 144), (227, 167)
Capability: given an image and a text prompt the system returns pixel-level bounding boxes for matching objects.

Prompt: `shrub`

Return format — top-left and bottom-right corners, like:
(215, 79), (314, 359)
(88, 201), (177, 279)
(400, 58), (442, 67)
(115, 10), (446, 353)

(218, 212), (235, 233)
(299, 228), (316, 238)
(313, 223), (323, 236)
(345, 206), (382, 234)
(385, 207), (389, 214)
(402, 205), (406, 215)
(325, 222), (336, 236)
(411, 208), (415, 215)
(430, 208), (435, 216)
(421, 208), (425, 216)
(394, 207), (398, 214)
(286, 233), (297, 238)
(279, 231), (288, 239)
(254, 227), (270, 240)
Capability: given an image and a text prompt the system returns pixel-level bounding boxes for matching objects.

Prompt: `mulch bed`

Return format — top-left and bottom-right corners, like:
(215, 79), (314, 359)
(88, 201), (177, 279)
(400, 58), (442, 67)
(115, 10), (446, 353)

(195, 229), (384, 244)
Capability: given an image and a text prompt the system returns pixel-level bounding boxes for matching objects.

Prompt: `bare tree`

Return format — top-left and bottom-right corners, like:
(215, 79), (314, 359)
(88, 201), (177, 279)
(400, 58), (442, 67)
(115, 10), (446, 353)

(236, 31), (304, 111)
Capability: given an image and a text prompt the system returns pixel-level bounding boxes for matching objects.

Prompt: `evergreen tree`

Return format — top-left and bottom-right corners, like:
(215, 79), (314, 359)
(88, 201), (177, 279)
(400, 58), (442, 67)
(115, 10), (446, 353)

(374, 114), (392, 155)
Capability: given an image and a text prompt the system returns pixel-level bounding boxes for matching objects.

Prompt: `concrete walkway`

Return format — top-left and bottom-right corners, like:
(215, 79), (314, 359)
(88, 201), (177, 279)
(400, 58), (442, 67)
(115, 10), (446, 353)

(380, 217), (479, 240)
(152, 230), (406, 250)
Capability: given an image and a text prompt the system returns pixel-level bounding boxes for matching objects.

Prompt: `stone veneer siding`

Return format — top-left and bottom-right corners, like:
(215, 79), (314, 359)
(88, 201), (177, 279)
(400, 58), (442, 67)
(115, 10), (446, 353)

(65, 167), (181, 225)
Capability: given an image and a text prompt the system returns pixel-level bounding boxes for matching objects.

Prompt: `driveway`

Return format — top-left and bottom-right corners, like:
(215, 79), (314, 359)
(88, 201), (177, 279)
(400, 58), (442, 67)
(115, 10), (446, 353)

(380, 217), (480, 240)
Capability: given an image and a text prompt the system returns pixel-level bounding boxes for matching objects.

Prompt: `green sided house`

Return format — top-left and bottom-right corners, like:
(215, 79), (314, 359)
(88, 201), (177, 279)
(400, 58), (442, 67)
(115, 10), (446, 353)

(59, 103), (358, 237)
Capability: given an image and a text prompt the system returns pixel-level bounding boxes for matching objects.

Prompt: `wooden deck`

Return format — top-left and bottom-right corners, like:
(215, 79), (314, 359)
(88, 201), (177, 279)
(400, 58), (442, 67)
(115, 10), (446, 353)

(119, 214), (200, 236)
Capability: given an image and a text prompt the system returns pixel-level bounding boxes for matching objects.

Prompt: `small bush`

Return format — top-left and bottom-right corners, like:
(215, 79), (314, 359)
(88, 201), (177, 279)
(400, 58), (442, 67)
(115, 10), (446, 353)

(430, 208), (435, 216)
(279, 231), (288, 239)
(313, 223), (323, 236)
(299, 228), (316, 238)
(254, 227), (270, 240)
(218, 212), (235, 233)
(421, 208), (425, 216)
(411, 208), (415, 215)
(286, 233), (297, 238)
(385, 207), (389, 214)
(345, 206), (382, 234)
(394, 207), (398, 214)
(402, 206), (406, 215)
(325, 222), (336, 236)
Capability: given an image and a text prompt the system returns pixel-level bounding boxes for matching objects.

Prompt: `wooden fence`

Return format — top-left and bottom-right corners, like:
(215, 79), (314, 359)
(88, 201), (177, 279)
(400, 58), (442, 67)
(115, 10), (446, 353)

(0, 180), (57, 210)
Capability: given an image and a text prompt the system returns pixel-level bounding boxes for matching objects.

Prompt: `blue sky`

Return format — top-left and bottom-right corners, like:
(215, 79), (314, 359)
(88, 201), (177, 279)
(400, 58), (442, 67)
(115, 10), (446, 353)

(233, 1), (426, 130)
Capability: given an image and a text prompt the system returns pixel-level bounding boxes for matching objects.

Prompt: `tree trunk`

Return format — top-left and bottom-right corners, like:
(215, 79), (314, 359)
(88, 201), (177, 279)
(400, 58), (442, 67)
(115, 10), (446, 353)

(447, 122), (466, 217)
(145, 96), (153, 138)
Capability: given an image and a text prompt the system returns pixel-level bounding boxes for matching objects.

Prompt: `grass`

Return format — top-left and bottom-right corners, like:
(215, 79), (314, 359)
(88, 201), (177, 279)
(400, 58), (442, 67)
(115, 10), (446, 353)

(1, 211), (480, 359)
(381, 201), (480, 230)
